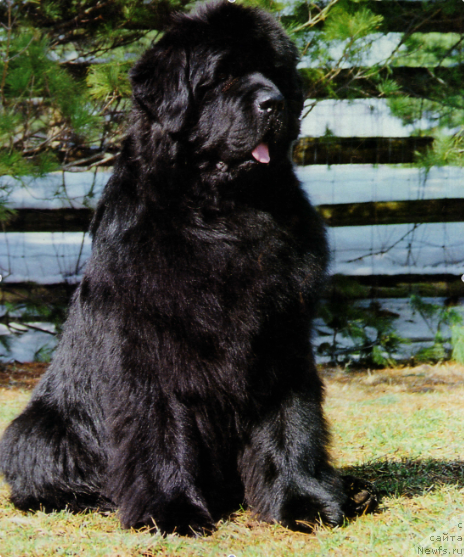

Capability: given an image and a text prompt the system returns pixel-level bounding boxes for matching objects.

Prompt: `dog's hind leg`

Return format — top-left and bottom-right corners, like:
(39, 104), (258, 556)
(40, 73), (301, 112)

(0, 397), (110, 513)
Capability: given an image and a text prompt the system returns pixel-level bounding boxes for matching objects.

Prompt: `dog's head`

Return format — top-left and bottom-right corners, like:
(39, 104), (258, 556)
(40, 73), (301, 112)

(129, 1), (303, 175)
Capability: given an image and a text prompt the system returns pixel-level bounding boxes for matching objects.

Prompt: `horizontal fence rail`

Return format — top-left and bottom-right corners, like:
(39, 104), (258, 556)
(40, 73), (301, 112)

(3, 198), (464, 233)
(3, 209), (93, 233)
(318, 199), (464, 227)
(293, 137), (434, 166)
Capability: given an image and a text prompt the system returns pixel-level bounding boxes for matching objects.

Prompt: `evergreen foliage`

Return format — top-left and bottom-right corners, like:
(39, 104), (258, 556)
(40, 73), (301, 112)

(318, 285), (464, 368)
(0, 0), (189, 184)
(451, 324), (464, 365)
(410, 294), (463, 364)
(318, 276), (409, 368)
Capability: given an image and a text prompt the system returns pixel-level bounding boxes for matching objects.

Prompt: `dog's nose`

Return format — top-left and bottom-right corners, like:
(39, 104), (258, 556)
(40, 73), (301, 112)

(257, 91), (285, 115)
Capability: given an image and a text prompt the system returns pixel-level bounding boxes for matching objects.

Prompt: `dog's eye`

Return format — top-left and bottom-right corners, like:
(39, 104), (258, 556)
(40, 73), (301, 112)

(217, 72), (229, 82)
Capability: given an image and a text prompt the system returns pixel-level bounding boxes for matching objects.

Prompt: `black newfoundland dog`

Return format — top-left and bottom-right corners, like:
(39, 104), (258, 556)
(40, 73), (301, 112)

(0, 1), (375, 535)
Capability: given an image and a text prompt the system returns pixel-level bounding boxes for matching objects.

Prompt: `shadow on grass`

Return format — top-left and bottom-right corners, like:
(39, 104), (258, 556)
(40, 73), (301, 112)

(342, 458), (464, 499)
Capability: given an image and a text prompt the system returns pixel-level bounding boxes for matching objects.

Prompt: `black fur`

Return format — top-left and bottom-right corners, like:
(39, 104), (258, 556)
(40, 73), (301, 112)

(0, 1), (375, 535)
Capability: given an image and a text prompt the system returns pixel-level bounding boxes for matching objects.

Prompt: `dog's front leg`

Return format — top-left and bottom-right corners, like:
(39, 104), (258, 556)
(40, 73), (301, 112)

(239, 386), (347, 530)
(106, 390), (214, 535)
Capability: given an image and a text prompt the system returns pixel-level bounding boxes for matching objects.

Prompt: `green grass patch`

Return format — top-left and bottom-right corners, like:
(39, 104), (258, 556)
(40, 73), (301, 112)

(1, 364), (463, 556)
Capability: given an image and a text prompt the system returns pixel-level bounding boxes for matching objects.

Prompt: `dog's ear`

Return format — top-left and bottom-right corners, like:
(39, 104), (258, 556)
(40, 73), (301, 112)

(130, 42), (190, 133)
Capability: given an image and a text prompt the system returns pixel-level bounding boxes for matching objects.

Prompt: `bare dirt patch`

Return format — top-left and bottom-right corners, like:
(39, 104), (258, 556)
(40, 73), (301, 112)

(321, 362), (464, 393)
(0, 362), (48, 390)
(1, 361), (464, 393)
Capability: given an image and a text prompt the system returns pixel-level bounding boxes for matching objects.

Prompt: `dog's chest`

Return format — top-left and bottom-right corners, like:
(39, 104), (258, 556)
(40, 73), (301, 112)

(174, 209), (314, 308)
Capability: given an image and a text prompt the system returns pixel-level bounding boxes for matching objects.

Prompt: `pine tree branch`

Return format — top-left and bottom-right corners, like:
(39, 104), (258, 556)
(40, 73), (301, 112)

(46, 1), (114, 34)
(292, 0), (340, 34)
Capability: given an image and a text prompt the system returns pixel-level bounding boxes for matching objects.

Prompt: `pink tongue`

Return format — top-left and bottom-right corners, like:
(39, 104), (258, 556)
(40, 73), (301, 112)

(251, 143), (270, 164)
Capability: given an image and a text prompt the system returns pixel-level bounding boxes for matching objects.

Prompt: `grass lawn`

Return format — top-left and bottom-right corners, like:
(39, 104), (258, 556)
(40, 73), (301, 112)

(0, 362), (463, 557)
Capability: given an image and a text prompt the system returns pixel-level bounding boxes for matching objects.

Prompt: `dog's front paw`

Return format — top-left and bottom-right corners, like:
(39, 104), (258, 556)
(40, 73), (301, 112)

(277, 490), (345, 531)
(157, 499), (215, 537)
(120, 493), (215, 536)
(341, 475), (378, 517)
(271, 472), (377, 531)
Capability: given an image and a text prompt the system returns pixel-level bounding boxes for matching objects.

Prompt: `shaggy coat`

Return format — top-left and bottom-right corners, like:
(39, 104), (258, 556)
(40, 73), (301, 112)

(0, 1), (375, 534)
